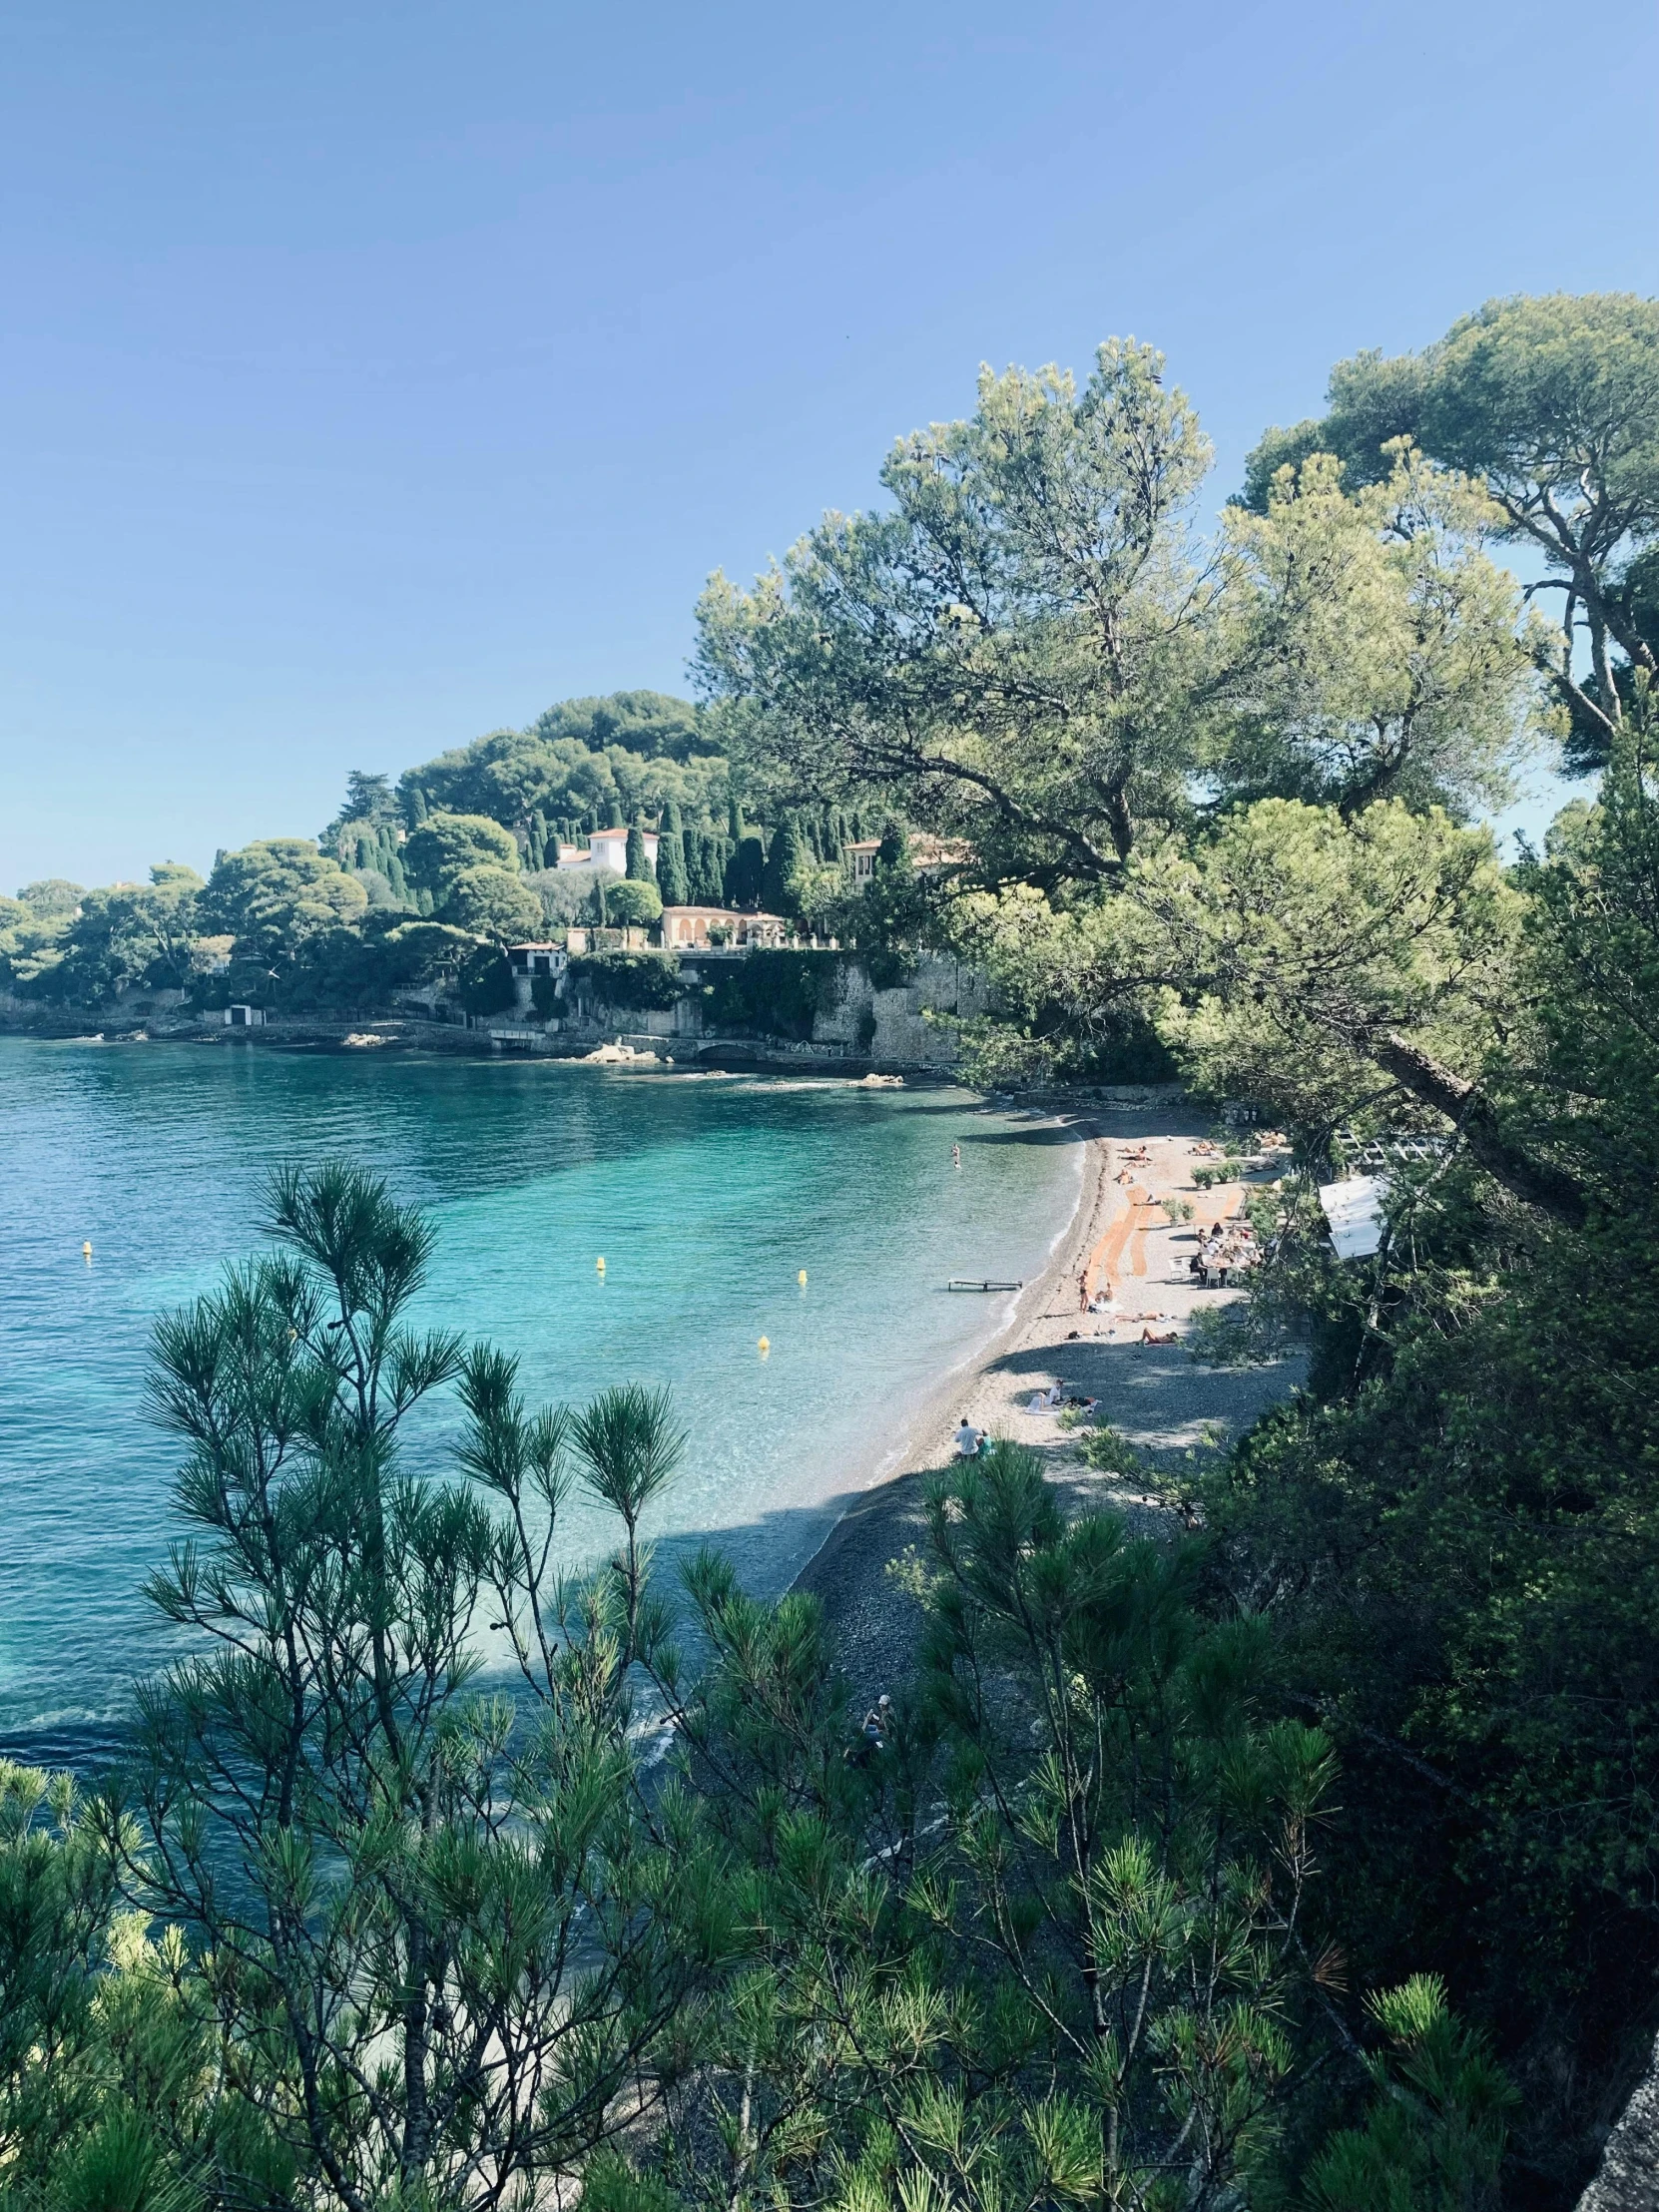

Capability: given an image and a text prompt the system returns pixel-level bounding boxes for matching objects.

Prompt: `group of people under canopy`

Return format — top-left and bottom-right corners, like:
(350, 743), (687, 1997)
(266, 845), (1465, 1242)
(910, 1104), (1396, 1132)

(1188, 1219), (1256, 1289)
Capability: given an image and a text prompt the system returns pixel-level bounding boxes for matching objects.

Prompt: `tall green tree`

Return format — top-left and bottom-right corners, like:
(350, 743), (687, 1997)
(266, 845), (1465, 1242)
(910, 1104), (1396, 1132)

(201, 840), (367, 964)
(1243, 293), (1659, 769)
(759, 813), (811, 916)
(657, 830), (689, 907)
(698, 341), (1220, 884)
(441, 864), (542, 942)
(1218, 445), (1532, 817)
(402, 811), (520, 900)
(128, 1166), (716, 2212)
(723, 830), (766, 909)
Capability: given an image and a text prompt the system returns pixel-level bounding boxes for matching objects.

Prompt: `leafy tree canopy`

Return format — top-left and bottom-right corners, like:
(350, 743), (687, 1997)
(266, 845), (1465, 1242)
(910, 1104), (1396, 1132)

(198, 839), (367, 963)
(699, 339), (1532, 889)
(403, 811), (520, 894)
(399, 692), (728, 838)
(698, 341), (1219, 885)
(440, 863), (543, 942)
(15, 877), (85, 919)
(602, 876), (663, 926)
(1242, 292), (1659, 770)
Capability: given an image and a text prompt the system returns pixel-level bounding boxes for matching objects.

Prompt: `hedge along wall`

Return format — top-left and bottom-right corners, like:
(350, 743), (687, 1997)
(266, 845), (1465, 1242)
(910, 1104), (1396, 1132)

(567, 949), (684, 1012)
(702, 950), (847, 1040)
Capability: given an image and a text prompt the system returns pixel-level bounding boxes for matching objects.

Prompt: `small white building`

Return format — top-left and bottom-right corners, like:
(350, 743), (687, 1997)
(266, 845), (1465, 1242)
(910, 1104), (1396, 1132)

(507, 941), (569, 1012)
(554, 826), (660, 877)
(223, 1004), (266, 1028)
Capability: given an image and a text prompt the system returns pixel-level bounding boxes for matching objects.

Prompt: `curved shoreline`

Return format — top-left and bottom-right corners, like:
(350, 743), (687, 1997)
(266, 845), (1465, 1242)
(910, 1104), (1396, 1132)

(791, 1109), (1111, 1549)
(792, 1100), (1305, 1691)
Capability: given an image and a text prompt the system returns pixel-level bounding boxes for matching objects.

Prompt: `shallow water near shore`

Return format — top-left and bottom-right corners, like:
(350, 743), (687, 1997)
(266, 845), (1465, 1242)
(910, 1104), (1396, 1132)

(0, 1037), (1079, 1760)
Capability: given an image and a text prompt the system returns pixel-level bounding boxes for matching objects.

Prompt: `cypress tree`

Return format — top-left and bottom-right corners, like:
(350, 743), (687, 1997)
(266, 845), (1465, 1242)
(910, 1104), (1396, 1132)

(705, 834), (735, 905)
(727, 795), (745, 842)
(408, 787), (429, 826)
(625, 823), (652, 881)
(528, 811), (548, 870)
(416, 885), (435, 916)
(663, 798), (684, 836)
(355, 834), (373, 871)
(761, 813), (808, 915)
(386, 852), (408, 902)
(605, 797), (624, 830)
(658, 832), (689, 907)
(724, 830), (766, 910)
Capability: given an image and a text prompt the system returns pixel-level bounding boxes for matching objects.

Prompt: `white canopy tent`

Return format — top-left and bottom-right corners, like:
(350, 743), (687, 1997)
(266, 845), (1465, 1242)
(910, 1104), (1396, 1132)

(1318, 1175), (1387, 1261)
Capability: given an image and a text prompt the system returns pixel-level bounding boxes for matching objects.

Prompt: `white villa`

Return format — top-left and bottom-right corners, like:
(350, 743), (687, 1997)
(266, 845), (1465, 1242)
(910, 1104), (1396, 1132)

(659, 905), (790, 950)
(553, 826), (660, 876)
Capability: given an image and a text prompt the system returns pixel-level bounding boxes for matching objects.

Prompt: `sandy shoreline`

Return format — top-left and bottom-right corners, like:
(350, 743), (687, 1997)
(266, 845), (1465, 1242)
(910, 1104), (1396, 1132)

(792, 1099), (1305, 1695)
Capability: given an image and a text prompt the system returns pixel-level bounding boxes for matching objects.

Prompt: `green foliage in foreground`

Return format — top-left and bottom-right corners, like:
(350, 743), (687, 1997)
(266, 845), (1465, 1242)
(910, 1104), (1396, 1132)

(703, 947), (844, 1039)
(568, 946), (683, 1009)
(0, 1167), (1510, 2212)
(1178, 714), (1659, 2193)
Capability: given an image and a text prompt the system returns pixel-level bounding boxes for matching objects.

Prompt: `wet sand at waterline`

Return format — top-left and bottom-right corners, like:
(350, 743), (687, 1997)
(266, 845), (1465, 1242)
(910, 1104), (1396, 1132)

(793, 1101), (1306, 1697)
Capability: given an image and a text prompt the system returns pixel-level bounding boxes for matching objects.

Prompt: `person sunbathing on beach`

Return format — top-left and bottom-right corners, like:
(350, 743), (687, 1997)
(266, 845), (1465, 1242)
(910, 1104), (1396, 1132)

(1140, 1327), (1179, 1346)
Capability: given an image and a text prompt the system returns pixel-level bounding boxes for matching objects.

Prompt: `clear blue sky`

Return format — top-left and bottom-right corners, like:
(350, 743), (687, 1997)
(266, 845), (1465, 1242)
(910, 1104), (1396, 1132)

(3, 0), (1655, 890)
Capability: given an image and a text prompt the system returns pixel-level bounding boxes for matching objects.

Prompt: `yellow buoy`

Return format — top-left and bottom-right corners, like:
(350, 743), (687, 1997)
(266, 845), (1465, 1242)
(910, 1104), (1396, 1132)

(81, 1241), (93, 1261)
(758, 1336), (771, 1355)
(596, 1256), (606, 1273)
(798, 1269), (808, 1288)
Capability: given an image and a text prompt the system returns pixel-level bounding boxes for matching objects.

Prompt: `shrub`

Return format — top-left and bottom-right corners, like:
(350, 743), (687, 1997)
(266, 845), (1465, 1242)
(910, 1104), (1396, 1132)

(568, 949), (682, 1011)
(458, 945), (517, 1015)
(705, 950), (843, 1039)
(603, 878), (663, 926)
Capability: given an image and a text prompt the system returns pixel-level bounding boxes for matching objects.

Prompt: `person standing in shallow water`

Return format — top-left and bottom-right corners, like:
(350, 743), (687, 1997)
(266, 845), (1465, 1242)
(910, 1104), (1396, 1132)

(951, 1143), (961, 1169)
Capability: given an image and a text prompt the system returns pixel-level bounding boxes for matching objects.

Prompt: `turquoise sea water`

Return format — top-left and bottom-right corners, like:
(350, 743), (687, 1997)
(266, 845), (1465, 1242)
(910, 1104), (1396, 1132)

(0, 1038), (1078, 1755)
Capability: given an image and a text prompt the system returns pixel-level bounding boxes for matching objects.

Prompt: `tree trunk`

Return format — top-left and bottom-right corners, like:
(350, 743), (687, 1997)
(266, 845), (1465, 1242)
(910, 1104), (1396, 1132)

(1373, 1032), (1588, 1228)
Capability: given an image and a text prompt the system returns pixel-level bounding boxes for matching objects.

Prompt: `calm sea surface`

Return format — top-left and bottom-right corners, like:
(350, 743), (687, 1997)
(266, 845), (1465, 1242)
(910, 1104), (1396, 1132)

(0, 1037), (1078, 1757)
